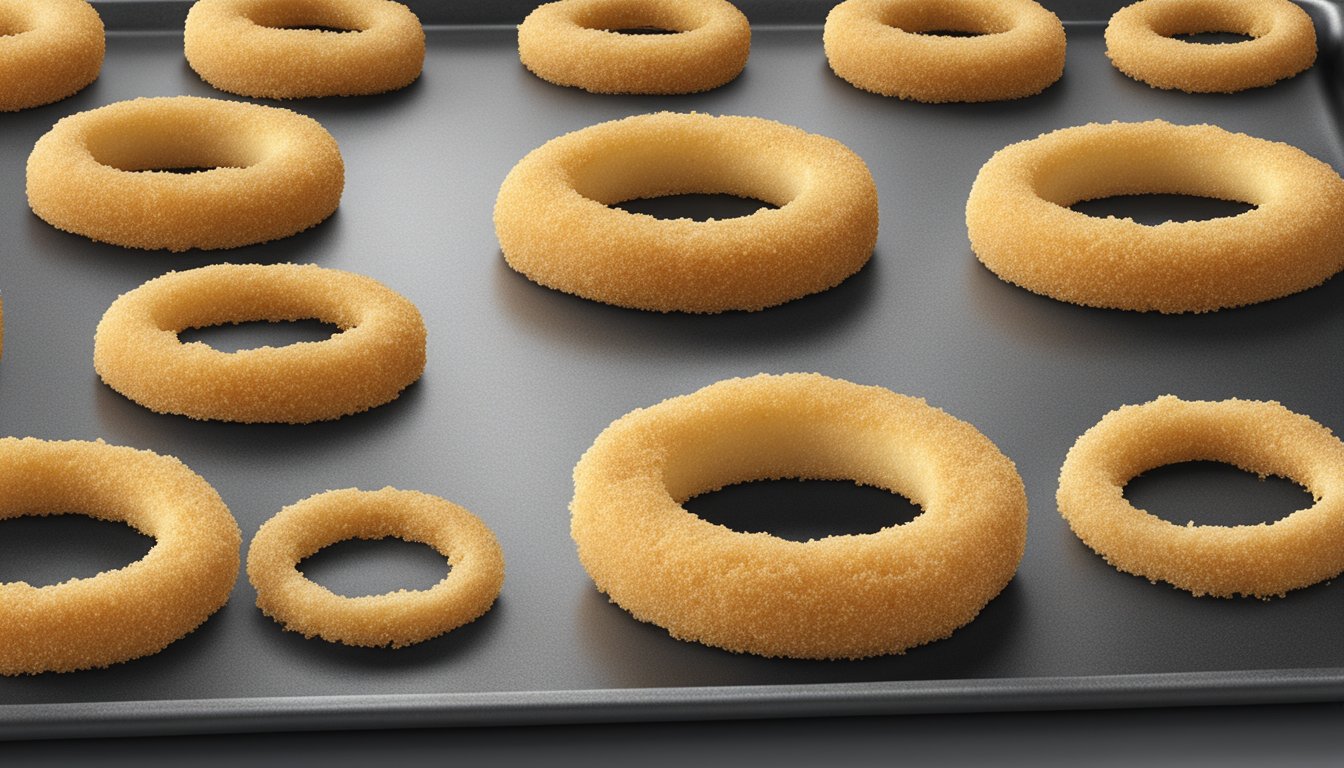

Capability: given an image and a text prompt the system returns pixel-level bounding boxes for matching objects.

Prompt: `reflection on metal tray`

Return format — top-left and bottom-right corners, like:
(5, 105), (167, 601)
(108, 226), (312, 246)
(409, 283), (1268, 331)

(1, 0), (1343, 740)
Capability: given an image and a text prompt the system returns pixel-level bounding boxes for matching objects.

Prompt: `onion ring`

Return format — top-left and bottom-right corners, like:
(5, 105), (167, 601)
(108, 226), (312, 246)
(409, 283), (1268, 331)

(823, 0), (1066, 102)
(518, 0), (750, 94)
(185, 0), (425, 99)
(26, 96), (344, 252)
(1105, 0), (1316, 93)
(1058, 396), (1344, 598)
(94, 263), (427, 424)
(495, 112), (878, 313)
(0, 0), (104, 112)
(966, 120), (1344, 313)
(247, 488), (505, 648)
(571, 373), (1028, 659)
(0, 437), (241, 675)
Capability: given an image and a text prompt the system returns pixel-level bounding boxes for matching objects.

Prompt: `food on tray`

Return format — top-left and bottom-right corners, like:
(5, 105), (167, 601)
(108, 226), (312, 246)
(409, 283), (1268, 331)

(248, 488), (505, 648)
(823, 0), (1065, 102)
(0, 0), (104, 112)
(185, 0), (425, 98)
(1058, 396), (1344, 598)
(94, 263), (427, 424)
(26, 96), (344, 252)
(966, 120), (1344, 313)
(1106, 0), (1315, 93)
(570, 373), (1028, 659)
(518, 0), (749, 94)
(0, 438), (241, 675)
(494, 112), (878, 313)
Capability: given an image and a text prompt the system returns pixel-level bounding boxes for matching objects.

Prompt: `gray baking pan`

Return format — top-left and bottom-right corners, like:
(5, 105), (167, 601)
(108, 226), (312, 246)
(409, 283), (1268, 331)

(1, 0), (1343, 741)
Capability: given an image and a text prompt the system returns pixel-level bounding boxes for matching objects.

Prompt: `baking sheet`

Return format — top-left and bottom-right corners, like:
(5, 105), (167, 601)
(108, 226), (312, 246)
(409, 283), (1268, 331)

(1, 0), (1343, 739)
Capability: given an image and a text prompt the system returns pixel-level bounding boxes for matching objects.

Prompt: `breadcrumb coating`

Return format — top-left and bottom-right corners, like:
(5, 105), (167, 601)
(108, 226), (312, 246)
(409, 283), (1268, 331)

(518, 0), (749, 95)
(94, 263), (427, 424)
(823, 0), (1065, 103)
(247, 488), (505, 648)
(26, 96), (344, 252)
(494, 112), (878, 313)
(570, 373), (1028, 660)
(0, 438), (241, 675)
(1057, 396), (1344, 598)
(1105, 0), (1316, 93)
(966, 120), (1344, 313)
(185, 0), (424, 99)
(0, 0), (103, 112)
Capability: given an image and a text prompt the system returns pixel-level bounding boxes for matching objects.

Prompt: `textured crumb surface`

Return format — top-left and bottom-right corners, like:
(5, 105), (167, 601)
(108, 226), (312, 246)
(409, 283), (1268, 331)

(93, 263), (427, 424)
(0, 437), (241, 675)
(494, 111), (878, 313)
(26, 96), (344, 252)
(570, 373), (1028, 660)
(966, 119), (1344, 313)
(518, 0), (749, 95)
(185, 0), (424, 99)
(1105, 0), (1316, 93)
(0, 0), (103, 112)
(823, 0), (1065, 103)
(1058, 396), (1344, 598)
(247, 487), (505, 649)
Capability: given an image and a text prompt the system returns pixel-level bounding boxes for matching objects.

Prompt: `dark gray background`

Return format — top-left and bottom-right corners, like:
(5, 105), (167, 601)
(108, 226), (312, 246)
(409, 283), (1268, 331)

(2, 0), (1343, 741)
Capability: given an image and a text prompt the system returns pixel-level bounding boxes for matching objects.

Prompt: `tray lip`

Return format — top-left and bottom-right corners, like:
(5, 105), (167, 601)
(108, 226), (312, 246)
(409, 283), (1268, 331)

(3, 668), (1343, 740)
(6, 0), (1343, 741)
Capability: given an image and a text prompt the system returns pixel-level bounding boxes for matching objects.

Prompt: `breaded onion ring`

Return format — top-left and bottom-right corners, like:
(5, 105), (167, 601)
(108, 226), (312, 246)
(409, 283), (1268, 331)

(0, 438), (241, 675)
(94, 263), (426, 424)
(247, 488), (505, 648)
(26, 96), (344, 252)
(571, 373), (1028, 659)
(185, 0), (425, 99)
(1106, 0), (1316, 93)
(495, 112), (878, 313)
(1058, 396), (1344, 598)
(0, 0), (104, 112)
(518, 0), (750, 95)
(966, 120), (1344, 313)
(823, 0), (1065, 102)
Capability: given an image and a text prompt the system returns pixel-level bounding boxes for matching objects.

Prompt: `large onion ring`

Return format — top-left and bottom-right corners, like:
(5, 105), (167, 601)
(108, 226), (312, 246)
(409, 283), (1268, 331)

(94, 263), (427, 424)
(26, 96), (344, 252)
(247, 488), (505, 648)
(571, 373), (1028, 659)
(0, 438), (241, 675)
(1058, 396), (1344, 598)
(495, 112), (878, 313)
(518, 0), (750, 94)
(0, 0), (104, 112)
(1105, 0), (1316, 93)
(823, 0), (1065, 102)
(185, 0), (425, 99)
(966, 120), (1344, 313)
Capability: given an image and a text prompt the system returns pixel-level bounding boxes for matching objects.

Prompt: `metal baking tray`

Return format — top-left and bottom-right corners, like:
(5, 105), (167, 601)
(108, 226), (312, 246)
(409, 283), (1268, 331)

(2, 0), (1343, 740)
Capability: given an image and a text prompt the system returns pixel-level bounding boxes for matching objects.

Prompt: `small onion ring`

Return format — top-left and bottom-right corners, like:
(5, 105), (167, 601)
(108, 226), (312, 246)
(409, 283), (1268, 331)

(495, 112), (878, 313)
(247, 488), (505, 648)
(0, 0), (104, 112)
(93, 263), (427, 424)
(571, 373), (1028, 659)
(185, 0), (425, 99)
(966, 120), (1344, 313)
(1105, 0), (1316, 93)
(1057, 396), (1344, 598)
(823, 0), (1066, 103)
(518, 0), (750, 94)
(0, 437), (241, 675)
(26, 96), (344, 252)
